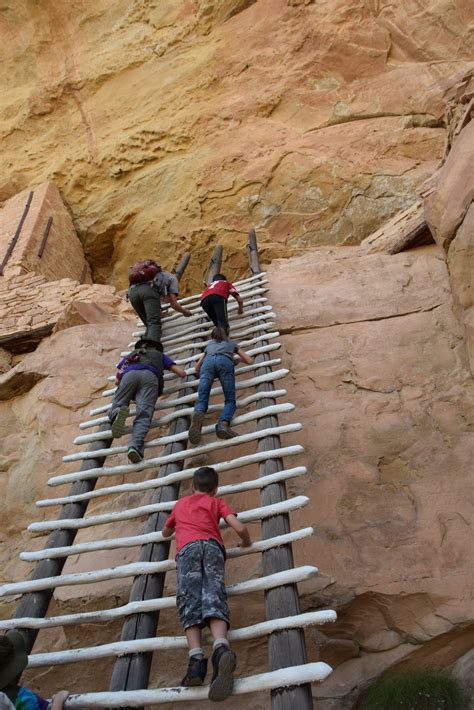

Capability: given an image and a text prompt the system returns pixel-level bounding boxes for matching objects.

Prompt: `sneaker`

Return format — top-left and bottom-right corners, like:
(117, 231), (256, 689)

(111, 407), (128, 438)
(208, 644), (236, 702)
(181, 655), (208, 686)
(127, 446), (143, 464)
(188, 411), (205, 446)
(215, 420), (237, 440)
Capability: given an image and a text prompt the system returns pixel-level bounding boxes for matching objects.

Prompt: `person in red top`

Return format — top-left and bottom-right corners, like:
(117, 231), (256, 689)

(200, 274), (244, 334)
(163, 466), (251, 701)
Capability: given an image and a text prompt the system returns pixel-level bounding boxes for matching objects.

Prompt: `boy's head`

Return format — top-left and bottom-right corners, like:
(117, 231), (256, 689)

(0, 631), (28, 688)
(193, 467), (219, 493)
(212, 273), (227, 282)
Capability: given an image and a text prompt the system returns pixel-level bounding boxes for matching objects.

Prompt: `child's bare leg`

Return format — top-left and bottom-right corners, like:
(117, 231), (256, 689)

(182, 625), (207, 687)
(209, 618), (229, 648)
(185, 625), (203, 655)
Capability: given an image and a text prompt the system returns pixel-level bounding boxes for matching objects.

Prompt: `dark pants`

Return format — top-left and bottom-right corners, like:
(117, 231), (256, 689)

(128, 283), (162, 341)
(201, 294), (229, 333)
(108, 370), (159, 455)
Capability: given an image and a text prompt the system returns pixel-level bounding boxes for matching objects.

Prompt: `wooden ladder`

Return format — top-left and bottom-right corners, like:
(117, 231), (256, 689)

(0, 233), (336, 708)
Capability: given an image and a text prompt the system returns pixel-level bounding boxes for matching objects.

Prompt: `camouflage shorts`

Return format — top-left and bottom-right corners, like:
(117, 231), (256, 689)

(176, 539), (229, 630)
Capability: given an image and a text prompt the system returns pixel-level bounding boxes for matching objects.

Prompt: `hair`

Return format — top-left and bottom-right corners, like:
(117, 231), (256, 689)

(135, 339), (163, 352)
(210, 326), (228, 342)
(212, 273), (227, 281)
(0, 636), (13, 666)
(193, 466), (219, 493)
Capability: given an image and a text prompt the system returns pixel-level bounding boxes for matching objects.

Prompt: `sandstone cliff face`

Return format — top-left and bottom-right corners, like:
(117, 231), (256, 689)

(2, 242), (473, 708)
(1, 0), (472, 291)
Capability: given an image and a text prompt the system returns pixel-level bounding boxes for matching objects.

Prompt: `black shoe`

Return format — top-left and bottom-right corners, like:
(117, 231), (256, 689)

(181, 655), (208, 686)
(188, 411), (205, 446)
(208, 644), (236, 702)
(215, 420), (237, 440)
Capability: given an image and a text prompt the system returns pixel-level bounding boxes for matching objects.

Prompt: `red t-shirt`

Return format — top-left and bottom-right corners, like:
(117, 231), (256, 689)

(164, 493), (236, 554)
(201, 280), (239, 301)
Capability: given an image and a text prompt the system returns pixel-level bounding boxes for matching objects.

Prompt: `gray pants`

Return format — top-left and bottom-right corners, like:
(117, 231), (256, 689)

(128, 282), (162, 342)
(109, 369), (159, 454)
(176, 539), (229, 630)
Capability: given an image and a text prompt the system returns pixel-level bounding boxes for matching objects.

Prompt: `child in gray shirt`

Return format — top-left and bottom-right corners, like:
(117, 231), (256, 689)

(188, 327), (253, 444)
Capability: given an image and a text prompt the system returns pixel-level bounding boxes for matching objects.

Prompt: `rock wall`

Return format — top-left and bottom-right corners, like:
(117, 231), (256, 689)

(1, 0), (473, 707)
(1, 1), (472, 291)
(1, 242), (472, 708)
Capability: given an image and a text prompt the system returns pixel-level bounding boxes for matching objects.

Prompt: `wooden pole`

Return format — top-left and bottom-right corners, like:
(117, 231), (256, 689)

(109, 250), (219, 700)
(173, 253), (191, 280)
(12, 425), (113, 652)
(206, 244), (223, 283)
(0, 191), (33, 275)
(247, 228), (260, 275)
(247, 229), (313, 710)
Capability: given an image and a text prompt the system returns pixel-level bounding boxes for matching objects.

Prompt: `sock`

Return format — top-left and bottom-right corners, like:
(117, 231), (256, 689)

(213, 638), (229, 650)
(189, 647), (204, 659)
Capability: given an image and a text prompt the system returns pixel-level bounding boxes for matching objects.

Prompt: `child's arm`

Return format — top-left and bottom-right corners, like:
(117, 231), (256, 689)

(51, 690), (69, 710)
(194, 353), (205, 375)
(236, 348), (253, 365)
(225, 514), (251, 547)
(170, 364), (186, 378)
(231, 292), (244, 314)
(162, 525), (174, 539)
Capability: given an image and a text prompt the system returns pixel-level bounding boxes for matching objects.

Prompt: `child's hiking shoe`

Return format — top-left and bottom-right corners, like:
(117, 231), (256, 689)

(127, 446), (143, 464)
(188, 411), (205, 445)
(215, 420), (237, 440)
(208, 644), (236, 702)
(111, 407), (128, 438)
(181, 655), (208, 686)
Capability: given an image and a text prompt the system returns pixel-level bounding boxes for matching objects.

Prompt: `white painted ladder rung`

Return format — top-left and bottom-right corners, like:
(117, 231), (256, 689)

(135, 303), (274, 343)
(20, 521), (310, 565)
(101, 357), (282, 399)
(104, 341), (281, 385)
(39, 446), (303, 508)
(1, 559), (315, 599)
(99, 357), (282, 403)
(28, 495), (309, 535)
(49, 422), (302, 487)
(88, 367), (288, 418)
(9, 530), (316, 623)
(65, 402), (293, 462)
(120, 320), (276, 359)
(76, 385), (286, 442)
(62, 662), (332, 707)
(26, 611), (336, 668)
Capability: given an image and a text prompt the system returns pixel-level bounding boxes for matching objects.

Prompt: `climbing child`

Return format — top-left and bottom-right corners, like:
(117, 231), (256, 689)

(128, 260), (193, 342)
(188, 327), (253, 444)
(0, 630), (69, 710)
(200, 274), (244, 334)
(109, 338), (186, 463)
(162, 466), (251, 701)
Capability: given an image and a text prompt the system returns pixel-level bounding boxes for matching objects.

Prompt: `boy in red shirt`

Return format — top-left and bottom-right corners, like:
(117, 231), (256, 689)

(200, 274), (244, 334)
(163, 467), (251, 701)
